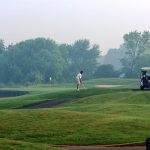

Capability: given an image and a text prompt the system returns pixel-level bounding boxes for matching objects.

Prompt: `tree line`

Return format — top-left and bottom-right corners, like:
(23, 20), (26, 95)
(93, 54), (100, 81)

(0, 38), (100, 85)
(1, 30), (150, 85)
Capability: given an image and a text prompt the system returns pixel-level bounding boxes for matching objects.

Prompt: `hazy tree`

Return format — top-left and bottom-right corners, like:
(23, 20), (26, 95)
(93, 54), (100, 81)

(121, 31), (150, 77)
(94, 64), (120, 78)
(58, 44), (72, 81)
(0, 38), (101, 85)
(0, 53), (8, 83)
(69, 39), (100, 80)
(134, 54), (150, 75)
(102, 47), (125, 70)
(2, 38), (65, 84)
(0, 39), (5, 54)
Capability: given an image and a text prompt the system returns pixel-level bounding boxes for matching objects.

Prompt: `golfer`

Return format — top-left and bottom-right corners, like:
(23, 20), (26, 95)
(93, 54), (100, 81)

(76, 71), (83, 91)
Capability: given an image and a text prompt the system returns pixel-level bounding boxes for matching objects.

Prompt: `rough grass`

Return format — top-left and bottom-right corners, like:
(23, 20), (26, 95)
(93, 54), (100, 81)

(0, 91), (150, 145)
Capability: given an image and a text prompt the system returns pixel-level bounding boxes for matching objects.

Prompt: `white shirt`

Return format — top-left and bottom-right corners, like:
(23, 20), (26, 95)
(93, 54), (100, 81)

(76, 73), (82, 80)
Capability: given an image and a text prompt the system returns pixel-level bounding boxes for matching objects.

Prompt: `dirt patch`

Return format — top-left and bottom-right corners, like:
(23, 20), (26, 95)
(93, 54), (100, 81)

(0, 90), (29, 98)
(95, 85), (122, 88)
(17, 99), (69, 109)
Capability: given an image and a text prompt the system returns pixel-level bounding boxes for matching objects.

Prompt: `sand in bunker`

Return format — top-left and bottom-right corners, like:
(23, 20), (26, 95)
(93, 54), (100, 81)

(95, 85), (122, 88)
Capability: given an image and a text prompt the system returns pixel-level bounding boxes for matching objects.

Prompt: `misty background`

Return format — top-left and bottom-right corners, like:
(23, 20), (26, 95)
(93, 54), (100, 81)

(0, 0), (150, 85)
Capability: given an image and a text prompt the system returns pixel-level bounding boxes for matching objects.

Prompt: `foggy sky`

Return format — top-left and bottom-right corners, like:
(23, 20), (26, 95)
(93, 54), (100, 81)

(0, 0), (150, 54)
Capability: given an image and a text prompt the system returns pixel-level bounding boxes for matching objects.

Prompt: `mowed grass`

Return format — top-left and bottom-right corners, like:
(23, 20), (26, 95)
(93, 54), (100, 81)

(0, 78), (138, 109)
(0, 78), (149, 148)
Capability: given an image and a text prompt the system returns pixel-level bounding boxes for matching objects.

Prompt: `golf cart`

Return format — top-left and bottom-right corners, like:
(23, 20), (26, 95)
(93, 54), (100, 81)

(140, 67), (150, 90)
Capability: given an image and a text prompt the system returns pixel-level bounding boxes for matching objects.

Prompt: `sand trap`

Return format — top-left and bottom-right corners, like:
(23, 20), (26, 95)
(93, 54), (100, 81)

(95, 85), (122, 88)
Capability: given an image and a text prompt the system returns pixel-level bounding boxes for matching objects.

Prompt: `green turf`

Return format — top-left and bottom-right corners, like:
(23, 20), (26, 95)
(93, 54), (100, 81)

(0, 77), (138, 109)
(0, 78), (149, 148)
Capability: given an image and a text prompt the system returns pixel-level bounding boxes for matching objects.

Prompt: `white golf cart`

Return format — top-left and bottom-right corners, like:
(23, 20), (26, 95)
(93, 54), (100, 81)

(140, 67), (150, 90)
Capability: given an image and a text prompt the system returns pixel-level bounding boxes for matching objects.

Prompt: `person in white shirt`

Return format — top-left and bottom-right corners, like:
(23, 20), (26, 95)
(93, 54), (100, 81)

(76, 71), (83, 91)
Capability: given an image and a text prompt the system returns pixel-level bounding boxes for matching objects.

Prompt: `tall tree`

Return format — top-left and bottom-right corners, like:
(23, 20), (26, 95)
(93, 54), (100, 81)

(69, 39), (100, 79)
(3, 38), (65, 84)
(121, 31), (150, 77)
(0, 39), (6, 83)
(102, 47), (125, 70)
(0, 39), (5, 54)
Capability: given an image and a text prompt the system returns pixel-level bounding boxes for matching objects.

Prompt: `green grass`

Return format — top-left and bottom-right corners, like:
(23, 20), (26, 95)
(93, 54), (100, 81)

(0, 86), (128, 109)
(0, 78), (148, 149)
(84, 78), (139, 88)
(0, 77), (138, 109)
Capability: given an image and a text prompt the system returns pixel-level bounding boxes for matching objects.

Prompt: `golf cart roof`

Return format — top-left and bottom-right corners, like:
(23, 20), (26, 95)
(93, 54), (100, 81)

(141, 67), (150, 71)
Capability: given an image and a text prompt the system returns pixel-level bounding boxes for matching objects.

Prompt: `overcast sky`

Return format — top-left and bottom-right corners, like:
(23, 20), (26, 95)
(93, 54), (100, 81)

(0, 0), (150, 54)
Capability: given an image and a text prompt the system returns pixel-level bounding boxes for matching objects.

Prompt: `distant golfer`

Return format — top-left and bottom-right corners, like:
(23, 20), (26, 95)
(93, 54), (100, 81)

(76, 70), (83, 91)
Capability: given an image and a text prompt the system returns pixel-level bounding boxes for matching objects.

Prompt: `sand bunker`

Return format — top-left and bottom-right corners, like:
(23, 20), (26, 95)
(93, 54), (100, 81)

(95, 85), (122, 88)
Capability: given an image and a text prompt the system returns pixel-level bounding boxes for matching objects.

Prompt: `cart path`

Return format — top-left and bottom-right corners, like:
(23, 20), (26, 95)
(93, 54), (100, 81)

(61, 146), (145, 150)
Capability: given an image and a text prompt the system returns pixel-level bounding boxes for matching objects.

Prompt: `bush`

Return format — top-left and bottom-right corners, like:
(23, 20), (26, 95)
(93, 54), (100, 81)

(94, 64), (120, 78)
